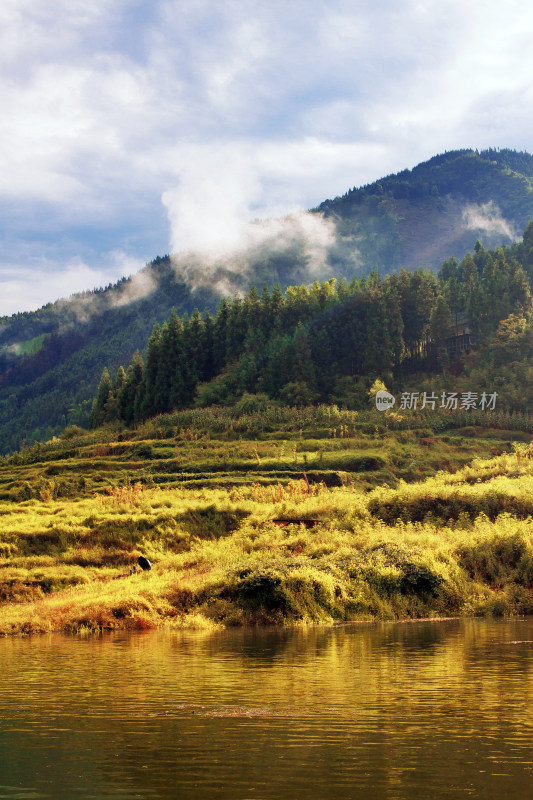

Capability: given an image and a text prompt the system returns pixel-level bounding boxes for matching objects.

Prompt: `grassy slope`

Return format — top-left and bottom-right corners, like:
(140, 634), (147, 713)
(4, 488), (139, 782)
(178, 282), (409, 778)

(2, 406), (533, 635)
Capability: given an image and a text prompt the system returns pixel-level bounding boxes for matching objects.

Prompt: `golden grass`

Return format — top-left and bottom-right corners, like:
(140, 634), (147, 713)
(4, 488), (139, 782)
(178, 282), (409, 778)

(2, 422), (533, 635)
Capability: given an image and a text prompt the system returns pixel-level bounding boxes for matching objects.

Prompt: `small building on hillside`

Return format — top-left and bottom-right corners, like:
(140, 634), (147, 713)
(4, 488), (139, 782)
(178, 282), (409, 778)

(444, 314), (475, 359)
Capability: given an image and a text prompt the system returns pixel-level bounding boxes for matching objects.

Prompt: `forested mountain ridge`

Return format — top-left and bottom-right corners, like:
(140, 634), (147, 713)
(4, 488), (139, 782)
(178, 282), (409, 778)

(2, 147), (533, 453)
(317, 148), (533, 274)
(0, 259), (221, 453)
(93, 225), (533, 429)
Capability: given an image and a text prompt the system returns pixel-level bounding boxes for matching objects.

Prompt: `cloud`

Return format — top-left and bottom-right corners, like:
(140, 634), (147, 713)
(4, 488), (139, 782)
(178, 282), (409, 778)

(160, 136), (387, 291)
(5, 0), (533, 220)
(0, 261), (107, 317)
(3, 0), (533, 312)
(0, 251), (147, 317)
(161, 138), (392, 257)
(161, 147), (263, 257)
(462, 201), (518, 241)
(167, 207), (337, 294)
(110, 266), (157, 309)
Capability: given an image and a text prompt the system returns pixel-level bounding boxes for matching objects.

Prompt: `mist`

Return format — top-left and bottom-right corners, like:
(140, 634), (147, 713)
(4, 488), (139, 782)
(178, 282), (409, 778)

(462, 201), (518, 241)
(40, 258), (157, 331)
(165, 205), (337, 294)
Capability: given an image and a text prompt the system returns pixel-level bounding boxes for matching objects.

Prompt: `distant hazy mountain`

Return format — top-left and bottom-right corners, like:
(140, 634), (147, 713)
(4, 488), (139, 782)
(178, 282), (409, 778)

(1, 147), (533, 452)
(316, 148), (533, 274)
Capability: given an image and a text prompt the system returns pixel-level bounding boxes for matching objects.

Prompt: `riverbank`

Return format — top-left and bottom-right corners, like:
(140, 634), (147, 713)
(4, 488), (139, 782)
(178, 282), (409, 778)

(2, 419), (533, 634)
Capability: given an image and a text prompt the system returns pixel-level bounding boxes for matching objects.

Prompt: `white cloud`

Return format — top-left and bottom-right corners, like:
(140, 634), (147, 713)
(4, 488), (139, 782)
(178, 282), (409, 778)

(462, 201), (518, 241)
(110, 265), (157, 308)
(160, 137), (390, 266)
(0, 251), (146, 316)
(171, 207), (335, 273)
(0, 261), (109, 316)
(162, 140), (338, 291)
(2, 0), (533, 312)
(161, 146), (263, 256)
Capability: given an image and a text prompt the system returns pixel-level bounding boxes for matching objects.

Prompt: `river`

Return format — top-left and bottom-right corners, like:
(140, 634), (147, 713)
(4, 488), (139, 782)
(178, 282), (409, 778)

(1, 618), (533, 799)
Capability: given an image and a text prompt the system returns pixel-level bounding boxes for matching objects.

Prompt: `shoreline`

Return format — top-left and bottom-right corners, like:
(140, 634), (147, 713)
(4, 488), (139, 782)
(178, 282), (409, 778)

(4, 612), (524, 641)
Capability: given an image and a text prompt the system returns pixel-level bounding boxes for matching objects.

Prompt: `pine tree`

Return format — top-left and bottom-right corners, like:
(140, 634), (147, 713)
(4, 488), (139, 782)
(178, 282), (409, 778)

(90, 367), (113, 428)
(461, 253), (485, 339)
(391, 268), (436, 358)
(213, 298), (230, 374)
(225, 298), (247, 363)
(114, 366), (127, 395)
(118, 351), (144, 426)
(429, 295), (452, 371)
(154, 321), (174, 413)
(181, 310), (205, 403)
(167, 312), (188, 410)
(202, 310), (215, 383)
(269, 283), (284, 332)
(140, 324), (162, 419)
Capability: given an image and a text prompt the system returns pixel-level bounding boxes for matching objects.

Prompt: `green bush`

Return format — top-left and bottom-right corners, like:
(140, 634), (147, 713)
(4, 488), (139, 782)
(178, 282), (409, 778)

(234, 393), (271, 415)
(177, 506), (249, 539)
(133, 443), (154, 459)
(235, 569), (288, 613)
(457, 532), (533, 588)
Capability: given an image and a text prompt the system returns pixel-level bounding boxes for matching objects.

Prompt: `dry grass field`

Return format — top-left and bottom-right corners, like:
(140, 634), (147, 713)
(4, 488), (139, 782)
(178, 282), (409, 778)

(1, 405), (533, 634)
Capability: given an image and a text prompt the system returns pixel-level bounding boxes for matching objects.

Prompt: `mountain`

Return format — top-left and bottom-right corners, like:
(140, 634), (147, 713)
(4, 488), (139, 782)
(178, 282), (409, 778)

(1, 147), (533, 453)
(96, 227), (533, 430)
(0, 258), (221, 453)
(317, 148), (533, 274)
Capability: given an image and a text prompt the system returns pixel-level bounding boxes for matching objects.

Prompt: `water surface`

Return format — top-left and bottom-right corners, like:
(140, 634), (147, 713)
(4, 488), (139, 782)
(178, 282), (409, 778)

(2, 618), (533, 799)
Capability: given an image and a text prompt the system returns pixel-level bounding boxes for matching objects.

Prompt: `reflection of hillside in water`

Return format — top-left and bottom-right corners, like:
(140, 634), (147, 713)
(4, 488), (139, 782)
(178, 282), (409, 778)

(2, 619), (533, 799)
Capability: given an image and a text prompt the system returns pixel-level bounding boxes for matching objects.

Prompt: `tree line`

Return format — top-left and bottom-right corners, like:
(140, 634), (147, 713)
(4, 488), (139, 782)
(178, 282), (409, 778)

(90, 229), (533, 428)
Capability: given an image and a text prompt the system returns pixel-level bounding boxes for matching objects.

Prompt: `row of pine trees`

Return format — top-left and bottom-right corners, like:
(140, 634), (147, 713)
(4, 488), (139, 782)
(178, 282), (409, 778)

(91, 234), (533, 428)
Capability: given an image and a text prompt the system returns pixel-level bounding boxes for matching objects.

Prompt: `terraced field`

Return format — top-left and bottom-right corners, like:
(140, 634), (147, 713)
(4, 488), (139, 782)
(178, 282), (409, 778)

(1, 406), (533, 635)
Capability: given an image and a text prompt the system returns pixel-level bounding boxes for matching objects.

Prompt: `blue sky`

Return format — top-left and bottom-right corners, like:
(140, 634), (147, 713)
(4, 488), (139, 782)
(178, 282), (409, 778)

(1, 0), (533, 315)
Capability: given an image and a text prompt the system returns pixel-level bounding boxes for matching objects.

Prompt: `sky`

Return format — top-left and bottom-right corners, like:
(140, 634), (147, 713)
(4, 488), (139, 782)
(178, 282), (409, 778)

(1, 0), (533, 316)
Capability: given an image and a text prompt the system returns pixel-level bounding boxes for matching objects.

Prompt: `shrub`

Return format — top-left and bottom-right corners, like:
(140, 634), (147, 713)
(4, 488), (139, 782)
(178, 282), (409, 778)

(235, 569), (288, 613)
(60, 425), (86, 440)
(234, 393), (271, 415)
(457, 532), (533, 588)
(178, 506), (249, 539)
(133, 443), (154, 459)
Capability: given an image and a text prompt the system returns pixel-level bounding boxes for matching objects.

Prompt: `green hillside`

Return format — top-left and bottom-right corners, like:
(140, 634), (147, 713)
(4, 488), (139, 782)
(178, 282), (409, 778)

(318, 148), (533, 273)
(0, 259), (220, 453)
(92, 228), (533, 432)
(2, 148), (533, 453)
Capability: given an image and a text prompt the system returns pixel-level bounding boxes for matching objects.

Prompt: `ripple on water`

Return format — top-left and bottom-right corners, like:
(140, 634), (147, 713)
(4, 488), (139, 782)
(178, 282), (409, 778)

(2, 619), (533, 799)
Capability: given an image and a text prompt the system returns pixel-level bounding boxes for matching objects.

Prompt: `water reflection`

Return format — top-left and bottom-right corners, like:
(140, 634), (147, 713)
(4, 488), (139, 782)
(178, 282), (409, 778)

(1, 619), (533, 798)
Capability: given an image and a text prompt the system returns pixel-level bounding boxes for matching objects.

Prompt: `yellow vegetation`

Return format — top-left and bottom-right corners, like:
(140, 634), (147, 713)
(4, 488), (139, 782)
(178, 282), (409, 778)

(1, 417), (533, 635)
